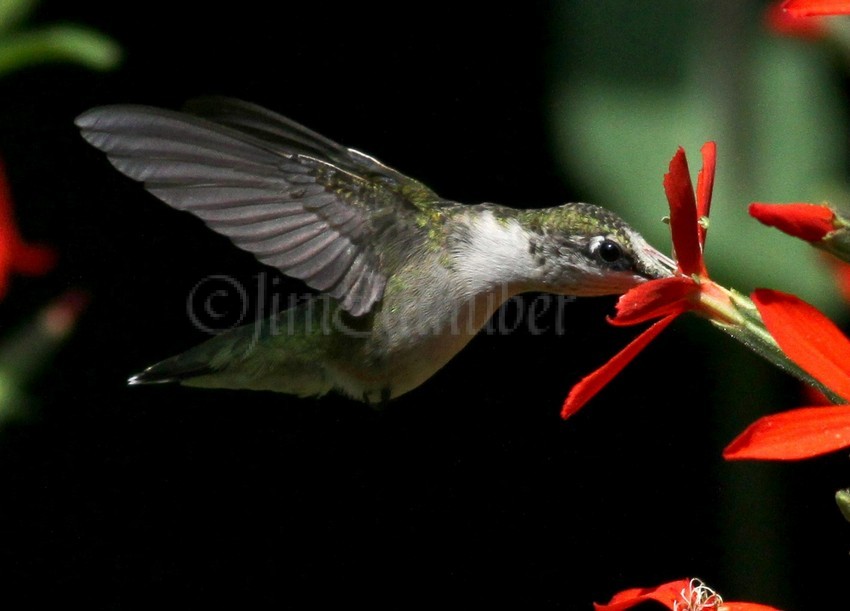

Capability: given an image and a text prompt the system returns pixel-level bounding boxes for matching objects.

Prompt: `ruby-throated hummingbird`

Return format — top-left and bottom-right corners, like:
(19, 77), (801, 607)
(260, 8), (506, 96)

(76, 98), (675, 404)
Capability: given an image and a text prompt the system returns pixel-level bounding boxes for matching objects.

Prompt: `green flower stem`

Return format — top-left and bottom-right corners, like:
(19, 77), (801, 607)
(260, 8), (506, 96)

(697, 284), (846, 405)
(836, 489), (850, 524)
(821, 224), (850, 264)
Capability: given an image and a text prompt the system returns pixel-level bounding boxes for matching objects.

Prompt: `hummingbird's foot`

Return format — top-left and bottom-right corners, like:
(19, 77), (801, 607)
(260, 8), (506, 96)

(362, 387), (393, 409)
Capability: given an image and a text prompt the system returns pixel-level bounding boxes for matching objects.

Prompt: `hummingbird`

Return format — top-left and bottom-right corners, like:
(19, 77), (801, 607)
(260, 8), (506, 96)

(76, 97), (675, 405)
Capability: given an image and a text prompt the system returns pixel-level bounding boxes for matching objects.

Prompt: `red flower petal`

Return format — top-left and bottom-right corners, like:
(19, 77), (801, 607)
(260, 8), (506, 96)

(749, 202), (835, 242)
(593, 579), (688, 611)
(0, 159), (56, 299)
(801, 382), (833, 406)
(783, 0), (850, 17)
(595, 579), (781, 611)
(695, 142), (716, 247)
(664, 147), (703, 277)
(724, 405), (850, 460)
(12, 241), (57, 275)
(766, 1), (828, 39)
(612, 276), (696, 326)
(752, 289), (850, 401)
(562, 315), (677, 419)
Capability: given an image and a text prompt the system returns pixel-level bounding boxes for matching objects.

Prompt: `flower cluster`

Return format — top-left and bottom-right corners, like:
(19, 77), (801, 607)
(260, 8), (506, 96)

(563, 141), (850, 461)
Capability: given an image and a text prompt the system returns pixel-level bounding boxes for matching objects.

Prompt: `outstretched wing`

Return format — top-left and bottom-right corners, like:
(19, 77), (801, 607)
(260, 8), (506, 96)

(75, 99), (442, 316)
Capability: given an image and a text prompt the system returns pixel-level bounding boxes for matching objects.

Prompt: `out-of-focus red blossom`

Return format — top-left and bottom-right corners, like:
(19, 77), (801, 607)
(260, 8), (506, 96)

(749, 202), (836, 242)
(42, 289), (90, 338)
(562, 142), (732, 419)
(766, 2), (827, 39)
(594, 578), (781, 611)
(0, 159), (55, 299)
(782, 0), (850, 17)
(823, 255), (850, 303)
(724, 289), (850, 460)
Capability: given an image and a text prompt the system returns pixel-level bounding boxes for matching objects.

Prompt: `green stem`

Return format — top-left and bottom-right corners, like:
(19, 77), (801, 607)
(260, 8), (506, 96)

(698, 286), (846, 405)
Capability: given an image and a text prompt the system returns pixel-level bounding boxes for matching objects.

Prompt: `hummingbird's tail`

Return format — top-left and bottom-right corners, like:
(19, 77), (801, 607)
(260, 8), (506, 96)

(128, 302), (338, 398)
(128, 350), (217, 385)
(127, 319), (265, 386)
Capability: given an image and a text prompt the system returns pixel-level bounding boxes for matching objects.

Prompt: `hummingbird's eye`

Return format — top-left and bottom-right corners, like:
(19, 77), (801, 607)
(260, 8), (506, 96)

(590, 237), (623, 264)
(599, 239), (622, 262)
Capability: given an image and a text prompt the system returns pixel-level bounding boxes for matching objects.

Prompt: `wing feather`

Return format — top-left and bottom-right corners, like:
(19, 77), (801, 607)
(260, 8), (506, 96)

(76, 101), (443, 314)
(288, 239), (352, 287)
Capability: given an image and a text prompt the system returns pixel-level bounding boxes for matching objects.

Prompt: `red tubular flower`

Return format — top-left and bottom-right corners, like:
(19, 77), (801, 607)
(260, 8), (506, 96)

(724, 289), (850, 460)
(750, 202), (850, 309)
(595, 578), (780, 611)
(0, 159), (55, 298)
(781, 0), (850, 17)
(562, 142), (732, 419)
(748, 202), (836, 242)
(766, 2), (827, 39)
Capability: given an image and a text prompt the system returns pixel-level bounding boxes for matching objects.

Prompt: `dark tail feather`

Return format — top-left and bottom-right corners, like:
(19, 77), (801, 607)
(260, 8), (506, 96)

(127, 328), (253, 385)
(125, 303), (335, 397)
(128, 354), (216, 385)
(127, 315), (267, 387)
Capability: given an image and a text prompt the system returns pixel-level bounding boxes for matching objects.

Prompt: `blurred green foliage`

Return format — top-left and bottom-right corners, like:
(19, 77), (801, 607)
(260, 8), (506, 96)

(0, 0), (121, 76)
(0, 0), (119, 426)
(0, 0), (37, 33)
(548, 0), (847, 316)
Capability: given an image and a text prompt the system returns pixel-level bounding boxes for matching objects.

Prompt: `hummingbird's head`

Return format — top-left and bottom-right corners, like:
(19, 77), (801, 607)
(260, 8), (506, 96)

(524, 203), (676, 296)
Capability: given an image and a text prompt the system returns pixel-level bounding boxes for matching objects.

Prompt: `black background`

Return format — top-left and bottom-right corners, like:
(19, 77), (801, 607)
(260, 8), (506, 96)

(0, 2), (847, 609)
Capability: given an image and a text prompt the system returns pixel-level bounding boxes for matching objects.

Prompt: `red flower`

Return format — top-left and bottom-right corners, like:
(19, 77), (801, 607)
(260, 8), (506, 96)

(749, 202), (836, 242)
(595, 578), (780, 611)
(766, 2), (828, 39)
(781, 0), (850, 17)
(0, 159), (55, 299)
(562, 142), (734, 419)
(750, 202), (850, 307)
(724, 289), (850, 460)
